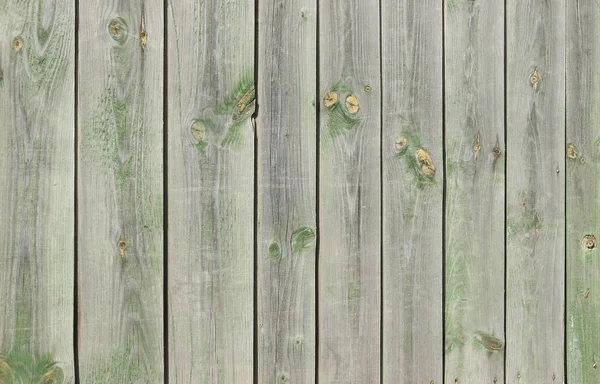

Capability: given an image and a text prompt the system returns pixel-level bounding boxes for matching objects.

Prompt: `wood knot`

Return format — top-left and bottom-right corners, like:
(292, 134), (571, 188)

(191, 120), (206, 142)
(582, 235), (597, 250)
(552, 374), (556, 380)
(517, 373), (521, 379)
(108, 18), (128, 43)
(477, 332), (504, 351)
(579, 155), (586, 164)
(530, 69), (539, 89)
(345, 95), (359, 114)
(395, 136), (407, 151)
(323, 91), (338, 108)
(117, 237), (127, 261)
(12, 37), (23, 52)
(416, 149), (435, 177)
(567, 143), (578, 159)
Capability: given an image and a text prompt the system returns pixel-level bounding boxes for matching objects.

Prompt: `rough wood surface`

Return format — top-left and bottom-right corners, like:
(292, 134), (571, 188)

(78, 0), (164, 381)
(167, 0), (254, 382)
(566, 1), (600, 382)
(506, 0), (565, 382)
(256, 0), (317, 382)
(318, 1), (381, 383)
(444, 0), (505, 382)
(381, 0), (444, 382)
(0, 1), (75, 382)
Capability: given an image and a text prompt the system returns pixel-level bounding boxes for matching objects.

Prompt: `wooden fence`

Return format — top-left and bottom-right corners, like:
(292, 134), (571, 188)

(0, 0), (597, 383)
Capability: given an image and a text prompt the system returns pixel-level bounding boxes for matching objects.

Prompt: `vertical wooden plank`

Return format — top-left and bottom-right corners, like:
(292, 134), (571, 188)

(444, 0), (505, 382)
(78, 0), (164, 381)
(318, 1), (381, 383)
(381, 0), (443, 382)
(167, 0), (254, 382)
(506, 0), (565, 382)
(257, 0), (316, 382)
(0, 1), (74, 381)
(566, 1), (600, 382)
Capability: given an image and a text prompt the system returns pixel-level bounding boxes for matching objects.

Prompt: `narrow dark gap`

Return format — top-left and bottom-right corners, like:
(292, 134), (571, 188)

(503, 0), (508, 381)
(163, 0), (169, 382)
(314, 0), (321, 381)
(563, 10), (568, 381)
(378, 0), (384, 382)
(441, 0), (447, 382)
(73, 0), (80, 381)
(252, 0), (259, 382)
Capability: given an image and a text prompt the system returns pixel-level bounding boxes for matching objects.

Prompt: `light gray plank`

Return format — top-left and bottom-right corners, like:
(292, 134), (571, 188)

(0, 1), (74, 382)
(566, 1), (600, 382)
(257, 0), (317, 382)
(167, 0), (254, 382)
(318, 1), (381, 382)
(78, 0), (164, 381)
(506, 0), (565, 382)
(381, 0), (444, 382)
(444, 0), (505, 382)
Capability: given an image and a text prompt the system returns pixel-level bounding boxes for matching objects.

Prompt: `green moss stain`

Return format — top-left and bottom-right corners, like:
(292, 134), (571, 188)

(322, 80), (362, 141)
(268, 240), (282, 260)
(291, 227), (316, 253)
(0, 352), (63, 384)
(394, 122), (437, 189)
(348, 281), (361, 313)
(190, 118), (213, 152)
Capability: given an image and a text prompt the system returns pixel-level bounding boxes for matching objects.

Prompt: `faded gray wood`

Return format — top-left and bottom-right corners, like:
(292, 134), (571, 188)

(381, 0), (443, 382)
(506, 0), (565, 382)
(566, 1), (600, 382)
(167, 0), (254, 382)
(0, 1), (74, 382)
(257, 0), (317, 382)
(318, 1), (381, 382)
(78, 1), (164, 381)
(444, 0), (505, 382)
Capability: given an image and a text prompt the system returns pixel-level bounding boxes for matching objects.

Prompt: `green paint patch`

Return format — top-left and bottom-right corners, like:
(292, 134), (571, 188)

(291, 227), (316, 253)
(0, 352), (64, 384)
(268, 240), (282, 260)
(394, 123), (437, 188)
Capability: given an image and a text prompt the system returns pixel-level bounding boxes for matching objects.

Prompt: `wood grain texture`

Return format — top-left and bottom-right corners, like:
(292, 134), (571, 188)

(566, 1), (600, 382)
(0, 0), (74, 382)
(381, 0), (443, 382)
(257, 0), (317, 382)
(506, 0), (565, 382)
(318, 1), (381, 383)
(167, 0), (254, 382)
(78, 0), (164, 381)
(444, 0), (505, 382)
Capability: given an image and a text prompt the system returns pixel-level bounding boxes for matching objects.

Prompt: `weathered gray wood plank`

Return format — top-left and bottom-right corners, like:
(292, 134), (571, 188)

(506, 0), (565, 382)
(0, 1), (74, 382)
(167, 0), (254, 382)
(318, 1), (381, 382)
(381, 0), (444, 382)
(444, 0), (505, 382)
(566, 1), (600, 382)
(257, 0), (317, 382)
(78, 1), (164, 381)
